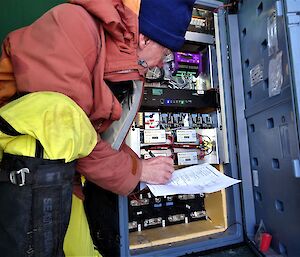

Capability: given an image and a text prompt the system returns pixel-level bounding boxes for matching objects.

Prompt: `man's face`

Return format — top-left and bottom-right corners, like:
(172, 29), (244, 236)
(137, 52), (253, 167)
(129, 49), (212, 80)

(137, 35), (172, 73)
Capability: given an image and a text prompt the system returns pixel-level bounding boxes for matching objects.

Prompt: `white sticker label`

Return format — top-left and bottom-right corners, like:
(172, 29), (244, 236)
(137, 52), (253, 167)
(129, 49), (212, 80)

(144, 112), (160, 129)
(144, 130), (166, 143)
(176, 130), (197, 143)
(252, 170), (259, 187)
(182, 113), (190, 127)
(269, 51), (283, 97)
(177, 152), (198, 165)
(267, 11), (278, 56)
(250, 64), (263, 87)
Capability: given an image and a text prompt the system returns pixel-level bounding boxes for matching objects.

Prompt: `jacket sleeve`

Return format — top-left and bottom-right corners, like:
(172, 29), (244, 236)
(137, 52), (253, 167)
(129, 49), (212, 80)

(0, 40), (17, 106)
(76, 139), (142, 195)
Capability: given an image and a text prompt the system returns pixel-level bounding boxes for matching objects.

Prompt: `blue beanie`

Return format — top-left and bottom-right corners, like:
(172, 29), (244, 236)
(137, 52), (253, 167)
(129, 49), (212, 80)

(139, 0), (196, 51)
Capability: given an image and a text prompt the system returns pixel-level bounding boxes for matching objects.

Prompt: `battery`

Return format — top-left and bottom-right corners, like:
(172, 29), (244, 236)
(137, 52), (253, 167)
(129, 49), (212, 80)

(176, 129), (197, 143)
(144, 129), (166, 143)
(177, 152), (198, 165)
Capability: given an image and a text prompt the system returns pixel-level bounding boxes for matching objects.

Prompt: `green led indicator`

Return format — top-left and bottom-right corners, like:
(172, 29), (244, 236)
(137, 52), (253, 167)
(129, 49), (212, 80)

(152, 88), (163, 96)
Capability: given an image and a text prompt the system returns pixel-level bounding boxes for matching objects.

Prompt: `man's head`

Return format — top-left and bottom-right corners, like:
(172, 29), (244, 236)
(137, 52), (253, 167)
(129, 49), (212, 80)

(137, 0), (195, 70)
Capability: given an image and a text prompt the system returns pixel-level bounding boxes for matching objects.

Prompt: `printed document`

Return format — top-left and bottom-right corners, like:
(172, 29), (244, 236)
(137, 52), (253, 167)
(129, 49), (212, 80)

(147, 163), (241, 196)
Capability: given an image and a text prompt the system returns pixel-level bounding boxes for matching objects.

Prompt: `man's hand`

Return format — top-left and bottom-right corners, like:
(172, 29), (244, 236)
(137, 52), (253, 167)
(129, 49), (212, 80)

(140, 156), (174, 184)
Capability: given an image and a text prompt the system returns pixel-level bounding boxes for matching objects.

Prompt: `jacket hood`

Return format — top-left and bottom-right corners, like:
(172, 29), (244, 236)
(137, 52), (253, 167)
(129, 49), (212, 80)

(70, 0), (144, 81)
(1, 0), (143, 128)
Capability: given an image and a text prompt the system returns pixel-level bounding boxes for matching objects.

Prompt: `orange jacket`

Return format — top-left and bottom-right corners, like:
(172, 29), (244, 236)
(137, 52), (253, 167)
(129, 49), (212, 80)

(0, 0), (144, 195)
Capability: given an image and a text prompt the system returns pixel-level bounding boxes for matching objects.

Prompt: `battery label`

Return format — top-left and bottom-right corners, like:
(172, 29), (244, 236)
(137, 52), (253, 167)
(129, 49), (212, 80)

(141, 149), (172, 159)
(143, 153), (167, 159)
(144, 130), (166, 143)
(177, 152), (198, 165)
(176, 129), (197, 143)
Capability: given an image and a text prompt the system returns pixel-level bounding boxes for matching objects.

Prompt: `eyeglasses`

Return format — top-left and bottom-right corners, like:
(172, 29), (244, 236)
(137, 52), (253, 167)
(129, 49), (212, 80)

(162, 48), (174, 63)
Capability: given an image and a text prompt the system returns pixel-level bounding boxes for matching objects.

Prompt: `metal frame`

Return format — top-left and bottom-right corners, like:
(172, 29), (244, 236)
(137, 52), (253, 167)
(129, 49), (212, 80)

(118, 1), (246, 256)
(284, 0), (300, 153)
(227, 14), (256, 239)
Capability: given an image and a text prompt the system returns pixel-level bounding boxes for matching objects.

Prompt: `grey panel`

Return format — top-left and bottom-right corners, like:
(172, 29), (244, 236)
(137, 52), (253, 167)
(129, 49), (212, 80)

(285, 0), (300, 12)
(237, 0), (300, 256)
(247, 102), (300, 255)
(238, 0), (291, 109)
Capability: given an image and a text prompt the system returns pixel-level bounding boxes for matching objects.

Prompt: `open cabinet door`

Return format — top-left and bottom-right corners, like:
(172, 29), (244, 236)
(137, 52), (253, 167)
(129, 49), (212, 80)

(229, 0), (300, 256)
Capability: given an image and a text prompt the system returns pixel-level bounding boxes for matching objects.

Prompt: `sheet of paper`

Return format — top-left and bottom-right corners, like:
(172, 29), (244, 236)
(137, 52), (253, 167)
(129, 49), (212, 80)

(147, 163), (241, 196)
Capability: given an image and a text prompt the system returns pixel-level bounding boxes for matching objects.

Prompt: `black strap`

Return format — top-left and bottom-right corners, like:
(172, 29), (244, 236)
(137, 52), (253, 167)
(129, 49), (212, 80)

(0, 116), (22, 136)
(0, 115), (24, 183)
(35, 140), (43, 158)
(0, 169), (9, 182)
(0, 115), (44, 158)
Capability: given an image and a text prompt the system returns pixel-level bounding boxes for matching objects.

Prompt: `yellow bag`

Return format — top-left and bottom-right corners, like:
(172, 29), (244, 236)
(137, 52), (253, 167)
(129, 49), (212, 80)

(0, 91), (97, 162)
(0, 92), (99, 256)
(64, 194), (102, 257)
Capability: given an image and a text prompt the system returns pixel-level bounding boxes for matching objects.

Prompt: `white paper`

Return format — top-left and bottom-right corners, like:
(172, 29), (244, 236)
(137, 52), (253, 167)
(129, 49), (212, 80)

(147, 163), (241, 197)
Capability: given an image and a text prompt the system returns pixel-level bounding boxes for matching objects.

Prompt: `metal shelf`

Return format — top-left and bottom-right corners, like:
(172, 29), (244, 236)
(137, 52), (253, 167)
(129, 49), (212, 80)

(185, 31), (215, 44)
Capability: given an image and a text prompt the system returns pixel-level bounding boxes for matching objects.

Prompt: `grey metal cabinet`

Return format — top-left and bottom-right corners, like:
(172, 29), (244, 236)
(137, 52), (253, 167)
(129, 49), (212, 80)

(96, 1), (300, 256)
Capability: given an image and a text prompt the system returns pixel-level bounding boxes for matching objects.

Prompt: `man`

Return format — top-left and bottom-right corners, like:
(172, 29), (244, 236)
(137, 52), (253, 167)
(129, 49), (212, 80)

(0, 0), (195, 256)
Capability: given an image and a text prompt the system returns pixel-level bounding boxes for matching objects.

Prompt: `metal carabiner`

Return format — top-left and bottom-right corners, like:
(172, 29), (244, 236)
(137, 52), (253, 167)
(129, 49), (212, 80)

(9, 168), (30, 186)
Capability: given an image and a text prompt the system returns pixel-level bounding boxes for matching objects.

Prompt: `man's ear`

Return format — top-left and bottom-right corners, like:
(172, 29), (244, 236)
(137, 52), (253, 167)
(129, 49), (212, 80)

(138, 34), (150, 50)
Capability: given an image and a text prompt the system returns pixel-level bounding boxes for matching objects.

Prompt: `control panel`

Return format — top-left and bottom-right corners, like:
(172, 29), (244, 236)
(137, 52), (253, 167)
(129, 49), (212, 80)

(142, 87), (219, 110)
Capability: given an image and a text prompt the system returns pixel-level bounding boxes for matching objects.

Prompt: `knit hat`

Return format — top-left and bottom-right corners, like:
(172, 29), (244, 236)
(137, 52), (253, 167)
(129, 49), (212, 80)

(139, 0), (196, 51)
